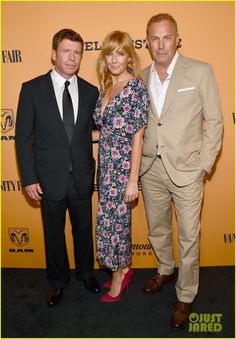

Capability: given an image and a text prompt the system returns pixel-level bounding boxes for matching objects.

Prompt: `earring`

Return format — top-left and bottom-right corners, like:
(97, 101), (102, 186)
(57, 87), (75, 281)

(127, 61), (133, 74)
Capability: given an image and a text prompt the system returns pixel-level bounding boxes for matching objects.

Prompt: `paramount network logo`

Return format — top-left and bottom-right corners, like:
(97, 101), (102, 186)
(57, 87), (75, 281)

(131, 243), (154, 257)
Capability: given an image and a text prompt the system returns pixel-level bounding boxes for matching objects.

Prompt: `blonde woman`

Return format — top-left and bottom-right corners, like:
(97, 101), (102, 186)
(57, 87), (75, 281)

(93, 31), (150, 302)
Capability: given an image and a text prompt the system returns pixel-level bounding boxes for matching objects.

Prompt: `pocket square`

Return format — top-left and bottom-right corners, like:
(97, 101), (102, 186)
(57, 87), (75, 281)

(177, 87), (195, 92)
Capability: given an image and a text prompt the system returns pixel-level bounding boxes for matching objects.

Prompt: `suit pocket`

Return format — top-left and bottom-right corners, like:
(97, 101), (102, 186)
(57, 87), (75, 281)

(182, 141), (202, 153)
(176, 88), (196, 96)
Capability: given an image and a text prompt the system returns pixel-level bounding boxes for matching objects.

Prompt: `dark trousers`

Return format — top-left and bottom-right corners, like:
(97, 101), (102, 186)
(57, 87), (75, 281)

(41, 174), (94, 288)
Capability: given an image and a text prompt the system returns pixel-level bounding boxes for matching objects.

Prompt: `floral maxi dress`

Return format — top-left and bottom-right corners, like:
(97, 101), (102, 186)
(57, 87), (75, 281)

(93, 78), (150, 271)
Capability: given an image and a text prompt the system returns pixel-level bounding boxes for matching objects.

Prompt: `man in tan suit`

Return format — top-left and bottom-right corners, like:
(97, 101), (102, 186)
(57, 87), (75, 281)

(140, 13), (223, 330)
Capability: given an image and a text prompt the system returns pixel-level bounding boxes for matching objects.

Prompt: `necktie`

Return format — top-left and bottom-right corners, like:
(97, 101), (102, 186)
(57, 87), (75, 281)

(63, 80), (74, 144)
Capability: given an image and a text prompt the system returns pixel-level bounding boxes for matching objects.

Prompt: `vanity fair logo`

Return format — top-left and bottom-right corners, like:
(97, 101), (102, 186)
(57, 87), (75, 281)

(8, 228), (34, 253)
(1, 109), (15, 141)
(1, 180), (22, 192)
(223, 233), (235, 243)
(2, 50), (22, 63)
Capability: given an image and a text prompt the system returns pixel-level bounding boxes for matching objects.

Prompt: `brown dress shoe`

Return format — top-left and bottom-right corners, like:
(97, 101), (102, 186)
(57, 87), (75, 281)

(143, 272), (174, 294)
(47, 288), (63, 307)
(171, 301), (192, 330)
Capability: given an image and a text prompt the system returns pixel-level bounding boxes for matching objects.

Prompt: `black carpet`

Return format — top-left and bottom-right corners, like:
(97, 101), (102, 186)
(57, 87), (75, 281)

(1, 267), (235, 338)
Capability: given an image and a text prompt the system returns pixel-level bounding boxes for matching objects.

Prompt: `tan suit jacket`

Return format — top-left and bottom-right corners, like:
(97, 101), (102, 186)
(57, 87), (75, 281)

(140, 53), (223, 186)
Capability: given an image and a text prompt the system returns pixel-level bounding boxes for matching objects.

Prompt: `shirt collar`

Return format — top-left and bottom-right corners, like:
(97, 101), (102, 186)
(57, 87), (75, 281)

(51, 69), (77, 87)
(151, 51), (179, 77)
(167, 51), (179, 76)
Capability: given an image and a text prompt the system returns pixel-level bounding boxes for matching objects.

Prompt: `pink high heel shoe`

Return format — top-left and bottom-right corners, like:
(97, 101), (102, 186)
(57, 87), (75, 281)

(103, 268), (134, 289)
(100, 270), (131, 302)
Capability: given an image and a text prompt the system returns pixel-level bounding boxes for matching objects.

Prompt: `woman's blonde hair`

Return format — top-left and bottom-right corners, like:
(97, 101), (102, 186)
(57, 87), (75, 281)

(97, 31), (140, 90)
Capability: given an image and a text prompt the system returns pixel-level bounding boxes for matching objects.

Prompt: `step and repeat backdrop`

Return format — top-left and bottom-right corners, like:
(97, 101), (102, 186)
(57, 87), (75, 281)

(2, 1), (234, 269)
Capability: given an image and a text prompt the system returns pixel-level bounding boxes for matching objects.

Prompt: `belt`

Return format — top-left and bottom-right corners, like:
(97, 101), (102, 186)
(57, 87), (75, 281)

(157, 154), (162, 159)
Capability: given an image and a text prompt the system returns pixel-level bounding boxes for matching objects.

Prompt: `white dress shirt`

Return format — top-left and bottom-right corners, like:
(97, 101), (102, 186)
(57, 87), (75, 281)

(150, 52), (179, 117)
(50, 69), (79, 123)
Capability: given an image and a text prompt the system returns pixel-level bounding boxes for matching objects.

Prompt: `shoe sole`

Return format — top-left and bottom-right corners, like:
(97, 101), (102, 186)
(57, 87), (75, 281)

(47, 297), (62, 308)
(172, 321), (189, 331)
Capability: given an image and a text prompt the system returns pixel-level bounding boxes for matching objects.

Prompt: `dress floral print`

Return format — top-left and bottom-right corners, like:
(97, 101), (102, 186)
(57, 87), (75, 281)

(93, 78), (150, 271)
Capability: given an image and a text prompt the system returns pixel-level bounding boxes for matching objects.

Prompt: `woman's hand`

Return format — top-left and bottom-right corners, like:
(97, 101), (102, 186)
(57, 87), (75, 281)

(124, 180), (138, 203)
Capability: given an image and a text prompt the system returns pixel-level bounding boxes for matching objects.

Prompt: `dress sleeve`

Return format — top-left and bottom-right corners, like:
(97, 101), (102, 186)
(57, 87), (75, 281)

(129, 80), (150, 136)
(93, 91), (103, 129)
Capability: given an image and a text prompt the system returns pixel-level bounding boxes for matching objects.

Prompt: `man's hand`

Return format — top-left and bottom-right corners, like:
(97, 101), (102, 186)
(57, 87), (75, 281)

(25, 183), (43, 201)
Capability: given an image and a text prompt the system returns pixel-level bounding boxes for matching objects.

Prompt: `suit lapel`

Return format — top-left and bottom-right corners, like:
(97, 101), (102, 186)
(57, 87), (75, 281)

(142, 66), (159, 123)
(75, 76), (85, 127)
(160, 54), (187, 118)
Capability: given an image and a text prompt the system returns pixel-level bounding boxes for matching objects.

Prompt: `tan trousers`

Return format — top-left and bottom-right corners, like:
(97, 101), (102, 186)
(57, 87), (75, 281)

(141, 156), (204, 303)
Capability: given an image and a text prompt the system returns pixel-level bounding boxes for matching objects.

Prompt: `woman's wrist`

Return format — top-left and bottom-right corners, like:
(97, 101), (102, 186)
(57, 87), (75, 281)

(128, 178), (138, 184)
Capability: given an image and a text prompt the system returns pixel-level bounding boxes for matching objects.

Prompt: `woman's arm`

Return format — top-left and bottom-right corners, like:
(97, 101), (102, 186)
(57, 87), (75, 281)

(124, 126), (145, 202)
(92, 129), (100, 142)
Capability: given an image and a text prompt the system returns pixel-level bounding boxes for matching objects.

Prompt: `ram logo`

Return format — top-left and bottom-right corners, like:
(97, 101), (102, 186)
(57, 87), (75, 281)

(1, 109), (14, 133)
(8, 228), (29, 247)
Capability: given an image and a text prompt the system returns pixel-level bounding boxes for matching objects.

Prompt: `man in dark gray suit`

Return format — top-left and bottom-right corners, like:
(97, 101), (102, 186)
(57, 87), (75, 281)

(16, 29), (100, 307)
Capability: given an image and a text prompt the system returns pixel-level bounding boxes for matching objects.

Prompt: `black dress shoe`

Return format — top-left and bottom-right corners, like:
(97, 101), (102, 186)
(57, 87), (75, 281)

(83, 276), (101, 293)
(47, 288), (63, 307)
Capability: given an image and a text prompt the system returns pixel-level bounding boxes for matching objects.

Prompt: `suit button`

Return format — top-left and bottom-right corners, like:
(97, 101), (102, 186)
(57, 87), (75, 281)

(158, 123), (162, 126)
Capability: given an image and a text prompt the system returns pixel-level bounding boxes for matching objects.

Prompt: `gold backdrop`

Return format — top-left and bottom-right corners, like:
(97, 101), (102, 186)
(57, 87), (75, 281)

(1, 1), (234, 269)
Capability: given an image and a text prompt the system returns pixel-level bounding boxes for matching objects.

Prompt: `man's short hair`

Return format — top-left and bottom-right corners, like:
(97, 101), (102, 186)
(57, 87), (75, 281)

(146, 13), (178, 36)
(52, 28), (84, 52)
